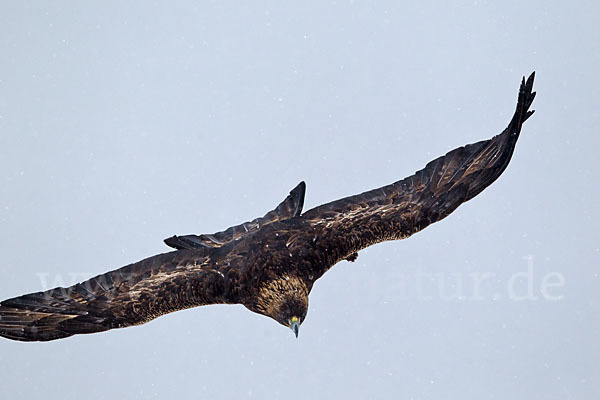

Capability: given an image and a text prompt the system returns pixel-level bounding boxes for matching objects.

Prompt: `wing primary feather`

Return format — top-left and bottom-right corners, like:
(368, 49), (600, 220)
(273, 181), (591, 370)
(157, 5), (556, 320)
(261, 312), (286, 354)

(301, 72), (536, 278)
(0, 250), (232, 342)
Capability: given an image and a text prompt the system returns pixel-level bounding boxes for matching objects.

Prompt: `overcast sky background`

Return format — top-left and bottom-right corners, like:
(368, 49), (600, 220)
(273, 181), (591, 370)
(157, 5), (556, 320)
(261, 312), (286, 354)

(1, 2), (598, 399)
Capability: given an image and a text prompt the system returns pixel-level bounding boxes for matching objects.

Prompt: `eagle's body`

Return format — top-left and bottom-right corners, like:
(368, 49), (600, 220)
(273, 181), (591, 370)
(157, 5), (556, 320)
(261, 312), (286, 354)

(0, 73), (536, 341)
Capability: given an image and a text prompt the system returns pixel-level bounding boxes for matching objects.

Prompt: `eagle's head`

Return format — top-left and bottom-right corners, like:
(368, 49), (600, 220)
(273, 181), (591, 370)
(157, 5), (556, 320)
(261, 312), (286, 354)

(252, 275), (309, 337)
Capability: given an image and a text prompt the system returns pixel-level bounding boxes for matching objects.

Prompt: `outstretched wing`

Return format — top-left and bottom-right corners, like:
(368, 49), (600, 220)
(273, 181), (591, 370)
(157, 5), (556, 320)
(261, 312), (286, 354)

(300, 72), (536, 278)
(164, 181), (306, 250)
(0, 249), (240, 342)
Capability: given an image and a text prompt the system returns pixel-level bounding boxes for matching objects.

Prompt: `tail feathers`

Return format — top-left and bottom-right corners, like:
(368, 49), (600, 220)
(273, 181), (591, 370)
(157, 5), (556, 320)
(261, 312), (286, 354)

(164, 181), (306, 250)
(0, 289), (110, 342)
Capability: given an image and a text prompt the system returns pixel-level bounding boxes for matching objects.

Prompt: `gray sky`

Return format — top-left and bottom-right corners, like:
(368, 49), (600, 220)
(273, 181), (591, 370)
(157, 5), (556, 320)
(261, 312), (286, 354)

(1, 1), (598, 399)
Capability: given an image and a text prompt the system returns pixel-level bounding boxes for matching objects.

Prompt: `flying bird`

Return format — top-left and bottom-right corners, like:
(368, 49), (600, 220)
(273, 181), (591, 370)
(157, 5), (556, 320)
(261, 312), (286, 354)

(0, 72), (536, 342)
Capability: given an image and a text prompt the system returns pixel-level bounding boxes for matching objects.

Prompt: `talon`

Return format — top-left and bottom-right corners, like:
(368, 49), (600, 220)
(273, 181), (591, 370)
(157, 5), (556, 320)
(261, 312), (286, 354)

(345, 252), (358, 262)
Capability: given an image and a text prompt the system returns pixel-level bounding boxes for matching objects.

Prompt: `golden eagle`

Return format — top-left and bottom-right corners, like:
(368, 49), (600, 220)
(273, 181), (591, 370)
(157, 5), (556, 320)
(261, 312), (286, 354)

(0, 73), (536, 341)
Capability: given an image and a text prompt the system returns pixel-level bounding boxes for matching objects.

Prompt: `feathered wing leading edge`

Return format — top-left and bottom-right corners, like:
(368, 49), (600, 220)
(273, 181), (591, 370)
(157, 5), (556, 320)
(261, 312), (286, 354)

(0, 250), (233, 341)
(301, 72), (536, 277)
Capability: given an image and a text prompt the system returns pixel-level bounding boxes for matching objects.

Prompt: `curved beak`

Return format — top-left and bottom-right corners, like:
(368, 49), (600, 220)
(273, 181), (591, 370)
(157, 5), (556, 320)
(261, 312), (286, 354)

(291, 320), (299, 338)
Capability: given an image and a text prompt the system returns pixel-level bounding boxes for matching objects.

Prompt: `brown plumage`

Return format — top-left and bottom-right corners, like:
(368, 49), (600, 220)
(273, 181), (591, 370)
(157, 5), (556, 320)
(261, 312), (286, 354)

(0, 72), (536, 341)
